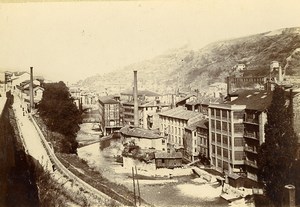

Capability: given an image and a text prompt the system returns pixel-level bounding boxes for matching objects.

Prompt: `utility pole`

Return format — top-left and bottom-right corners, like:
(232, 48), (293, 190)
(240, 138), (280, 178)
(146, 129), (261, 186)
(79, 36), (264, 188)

(135, 166), (141, 206)
(132, 167), (137, 207)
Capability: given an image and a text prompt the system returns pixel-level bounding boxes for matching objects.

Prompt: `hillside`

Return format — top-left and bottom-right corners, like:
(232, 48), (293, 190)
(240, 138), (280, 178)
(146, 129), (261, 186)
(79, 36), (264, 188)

(80, 27), (300, 94)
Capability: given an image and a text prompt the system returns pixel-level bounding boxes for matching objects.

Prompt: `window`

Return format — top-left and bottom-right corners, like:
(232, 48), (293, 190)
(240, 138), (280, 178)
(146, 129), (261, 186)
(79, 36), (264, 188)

(212, 145), (215, 154)
(217, 147), (221, 156)
(211, 109), (215, 116)
(194, 131), (197, 136)
(234, 123), (244, 133)
(211, 132), (215, 143)
(216, 109), (221, 118)
(217, 159), (222, 167)
(211, 121), (215, 129)
(223, 161), (228, 170)
(223, 149), (228, 158)
(217, 134), (221, 143)
(216, 121), (221, 130)
(234, 151), (244, 160)
(162, 139), (165, 144)
(222, 110), (227, 119)
(223, 135), (228, 146)
(222, 121), (228, 131)
(234, 137), (244, 147)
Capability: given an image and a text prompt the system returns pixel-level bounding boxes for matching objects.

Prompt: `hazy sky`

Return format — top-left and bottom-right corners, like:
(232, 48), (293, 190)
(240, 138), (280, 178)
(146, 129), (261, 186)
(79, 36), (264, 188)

(1, 0), (300, 83)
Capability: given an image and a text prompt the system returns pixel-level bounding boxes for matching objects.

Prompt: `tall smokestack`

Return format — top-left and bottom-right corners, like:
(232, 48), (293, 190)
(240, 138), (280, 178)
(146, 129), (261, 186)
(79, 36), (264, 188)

(29, 67), (34, 111)
(227, 76), (231, 95)
(133, 70), (139, 127)
(278, 66), (283, 82)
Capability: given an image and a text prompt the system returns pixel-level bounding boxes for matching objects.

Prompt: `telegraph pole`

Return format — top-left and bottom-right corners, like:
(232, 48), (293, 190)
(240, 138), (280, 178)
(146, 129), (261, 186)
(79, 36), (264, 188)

(135, 166), (141, 206)
(132, 167), (137, 206)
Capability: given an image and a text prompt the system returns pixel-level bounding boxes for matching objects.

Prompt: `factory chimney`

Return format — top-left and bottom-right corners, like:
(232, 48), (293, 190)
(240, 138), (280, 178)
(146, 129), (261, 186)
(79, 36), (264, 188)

(133, 70), (139, 127)
(29, 67), (34, 112)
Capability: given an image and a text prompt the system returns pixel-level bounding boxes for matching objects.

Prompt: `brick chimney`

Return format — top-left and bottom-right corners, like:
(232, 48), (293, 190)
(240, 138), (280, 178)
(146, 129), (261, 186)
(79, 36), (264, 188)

(133, 70), (139, 127)
(29, 67), (34, 111)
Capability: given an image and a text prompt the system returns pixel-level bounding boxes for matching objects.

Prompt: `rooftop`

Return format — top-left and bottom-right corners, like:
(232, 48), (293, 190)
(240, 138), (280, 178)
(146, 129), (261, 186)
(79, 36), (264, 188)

(185, 96), (223, 106)
(121, 89), (161, 97)
(154, 151), (182, 159)
(122, 100), (170, 107)
(120, 126), (163, 139)
(159, 106), (202, 120)
(98, 96), (119, 104)
(227, 90), (273, 111)
(185, 119), (208, 131)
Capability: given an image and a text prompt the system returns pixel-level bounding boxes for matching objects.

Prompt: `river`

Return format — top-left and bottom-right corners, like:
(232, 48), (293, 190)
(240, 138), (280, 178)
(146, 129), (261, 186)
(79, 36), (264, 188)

(77, 142), (231, 207)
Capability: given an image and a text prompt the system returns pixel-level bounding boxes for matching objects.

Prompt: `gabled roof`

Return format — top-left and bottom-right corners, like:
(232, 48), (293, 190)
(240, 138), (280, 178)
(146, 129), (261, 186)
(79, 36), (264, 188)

(176, 93), (197, 104)
(159, 106), (202, 120)
(120, 126), (163, 139)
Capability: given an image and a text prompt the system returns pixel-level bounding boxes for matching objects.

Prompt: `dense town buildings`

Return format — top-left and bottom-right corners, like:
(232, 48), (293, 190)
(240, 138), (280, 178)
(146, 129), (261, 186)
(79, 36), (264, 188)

(121, 89), (170, 129)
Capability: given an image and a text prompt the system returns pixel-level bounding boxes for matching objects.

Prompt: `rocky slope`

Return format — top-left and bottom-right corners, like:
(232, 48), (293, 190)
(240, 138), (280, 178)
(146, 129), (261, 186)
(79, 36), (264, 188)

(80, 27), (300, 93)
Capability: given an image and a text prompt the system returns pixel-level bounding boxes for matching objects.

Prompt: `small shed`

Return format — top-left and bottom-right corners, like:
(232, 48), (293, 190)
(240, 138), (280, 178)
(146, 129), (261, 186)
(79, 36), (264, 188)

(228, 173), (244, 188)
(154, 152), (183, 169)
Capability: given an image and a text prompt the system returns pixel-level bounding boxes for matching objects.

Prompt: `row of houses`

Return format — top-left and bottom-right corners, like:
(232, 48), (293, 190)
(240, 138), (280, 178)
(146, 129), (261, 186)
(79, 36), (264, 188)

(0, 71), (45, 109)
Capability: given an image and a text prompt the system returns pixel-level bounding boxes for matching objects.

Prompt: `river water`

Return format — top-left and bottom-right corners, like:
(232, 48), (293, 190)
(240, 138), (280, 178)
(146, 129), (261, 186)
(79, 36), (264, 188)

(77, 143), (231, 207)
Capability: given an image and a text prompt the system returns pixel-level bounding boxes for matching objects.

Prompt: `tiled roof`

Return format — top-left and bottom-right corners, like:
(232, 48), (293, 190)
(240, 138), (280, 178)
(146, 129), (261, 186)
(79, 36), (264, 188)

(227, 90), (273, 111)
(176, 93), (197, 104)
(158, 106), (202, 120)
(121, 89), (161, 97)
(120, 126), (163, 139)
(185, 119), (208, 131)
(122, 100), (170, 108)
(154, 152), (182, 159)
(98, 96), (119, 104)
(185, 96), (222, 106)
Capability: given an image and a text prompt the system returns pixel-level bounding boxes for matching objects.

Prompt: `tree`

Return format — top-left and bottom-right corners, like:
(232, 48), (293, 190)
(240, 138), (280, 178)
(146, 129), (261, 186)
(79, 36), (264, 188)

(257, 86), (298, 206)
(38, 81), (82, 154)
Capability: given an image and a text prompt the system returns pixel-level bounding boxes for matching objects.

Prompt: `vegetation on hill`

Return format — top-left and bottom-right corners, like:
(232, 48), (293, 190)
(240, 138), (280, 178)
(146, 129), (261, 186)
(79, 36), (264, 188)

(257, 86), (298, 207)
(37, 81), (82, 154)
(79, 27), (300, 93)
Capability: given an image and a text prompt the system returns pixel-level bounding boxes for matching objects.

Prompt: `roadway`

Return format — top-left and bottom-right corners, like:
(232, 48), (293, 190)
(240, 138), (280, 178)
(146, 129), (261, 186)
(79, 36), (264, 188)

(12, 95), (120, 206)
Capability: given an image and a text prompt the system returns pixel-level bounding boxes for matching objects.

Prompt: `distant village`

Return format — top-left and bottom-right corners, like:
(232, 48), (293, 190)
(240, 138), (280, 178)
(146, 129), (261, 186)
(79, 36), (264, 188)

(1, 60), (300, 191)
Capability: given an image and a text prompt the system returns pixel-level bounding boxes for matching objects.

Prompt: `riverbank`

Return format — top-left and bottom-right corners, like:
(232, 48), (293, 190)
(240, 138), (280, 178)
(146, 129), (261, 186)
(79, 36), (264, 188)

(77, 143), (230, 206)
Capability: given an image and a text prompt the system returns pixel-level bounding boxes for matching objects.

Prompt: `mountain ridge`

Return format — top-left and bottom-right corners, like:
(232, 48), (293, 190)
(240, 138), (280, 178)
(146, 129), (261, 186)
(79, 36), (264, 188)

(79, 27), (300, 94)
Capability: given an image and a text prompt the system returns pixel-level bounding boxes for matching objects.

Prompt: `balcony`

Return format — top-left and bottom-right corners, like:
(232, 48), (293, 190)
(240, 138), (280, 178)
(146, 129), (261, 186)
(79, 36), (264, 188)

(245, 160), (258, 168)
(244, 132), (259, 140)
(244, 146), (258, 154)
(244, 118), (259, 125)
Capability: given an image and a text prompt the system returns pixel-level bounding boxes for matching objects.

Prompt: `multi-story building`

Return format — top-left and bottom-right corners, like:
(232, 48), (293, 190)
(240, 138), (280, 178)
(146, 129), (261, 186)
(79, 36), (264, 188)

(209, 90), (272, 181)
(159, 106), (203, 152)
(196, 120), (209, 158)
(184, 119), (208, 162)
(121, 89), (170, 129)
(98, 96), (122, 136)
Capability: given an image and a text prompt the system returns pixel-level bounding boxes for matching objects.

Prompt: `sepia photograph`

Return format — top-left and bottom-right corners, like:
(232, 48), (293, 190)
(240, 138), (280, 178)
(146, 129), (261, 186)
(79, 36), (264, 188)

(0, 0), (300, 206)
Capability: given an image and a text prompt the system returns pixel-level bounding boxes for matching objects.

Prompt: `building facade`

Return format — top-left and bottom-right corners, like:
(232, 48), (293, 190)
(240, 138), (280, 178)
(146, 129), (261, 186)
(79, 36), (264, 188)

(159, 107), (203, 152)
(98, 96), (122, 136)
